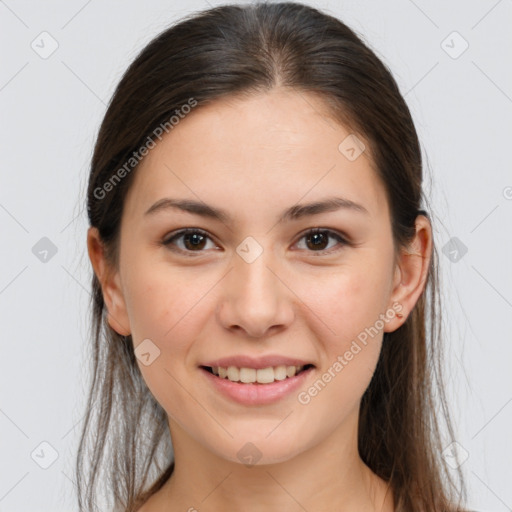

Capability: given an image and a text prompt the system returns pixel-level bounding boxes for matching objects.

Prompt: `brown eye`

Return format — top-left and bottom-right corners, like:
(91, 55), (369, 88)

(162, 228), (217, 255)
(182, 232), (207, 250)
(305, 231), (329, 250)
(296, 228), (348, 254)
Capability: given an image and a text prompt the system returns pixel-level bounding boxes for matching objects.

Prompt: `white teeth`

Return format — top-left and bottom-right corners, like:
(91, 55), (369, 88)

(286, 365), (297, 378)
(256, 367), (275, 384)
(273, 366), (287, 381)
(239, 367), (256, 383)
(211, 364), (307, 384)
(226, 366), (239, 381)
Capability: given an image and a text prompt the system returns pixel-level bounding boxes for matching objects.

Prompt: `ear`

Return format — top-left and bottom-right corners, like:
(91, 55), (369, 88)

(87, 226), (131, 336)
(384, 215), (432, 332)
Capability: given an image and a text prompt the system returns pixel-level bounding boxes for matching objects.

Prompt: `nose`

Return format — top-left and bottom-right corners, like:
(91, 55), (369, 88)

(216, 247), (295, 339)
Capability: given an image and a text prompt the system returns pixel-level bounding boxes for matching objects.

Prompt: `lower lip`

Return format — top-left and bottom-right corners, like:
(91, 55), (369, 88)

(200, 366), (315, 406)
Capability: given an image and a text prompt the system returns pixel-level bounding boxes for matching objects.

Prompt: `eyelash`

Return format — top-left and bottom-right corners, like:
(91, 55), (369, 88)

(161, 227), (350, 257)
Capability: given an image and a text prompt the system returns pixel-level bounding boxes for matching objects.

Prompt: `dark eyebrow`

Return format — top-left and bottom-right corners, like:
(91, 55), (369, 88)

(144, 196), (369, 223)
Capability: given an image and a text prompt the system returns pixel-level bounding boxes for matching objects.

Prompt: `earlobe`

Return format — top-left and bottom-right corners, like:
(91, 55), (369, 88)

(385, 215), (432, 331)
(86, 227), (131, 336)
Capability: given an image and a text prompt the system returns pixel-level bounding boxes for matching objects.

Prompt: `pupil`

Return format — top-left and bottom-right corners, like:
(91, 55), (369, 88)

(185, 233), (206, 250)
(307, 232), (327, 250)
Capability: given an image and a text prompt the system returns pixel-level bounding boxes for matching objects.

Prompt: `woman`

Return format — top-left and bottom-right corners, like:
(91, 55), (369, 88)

(79, 2), (468, 511)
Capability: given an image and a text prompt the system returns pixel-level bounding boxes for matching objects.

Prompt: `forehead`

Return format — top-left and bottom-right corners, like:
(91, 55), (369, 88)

(123, 89), (388, 224)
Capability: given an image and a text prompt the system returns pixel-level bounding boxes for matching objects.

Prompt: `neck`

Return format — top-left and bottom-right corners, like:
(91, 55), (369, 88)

(143, 412), (394, 512)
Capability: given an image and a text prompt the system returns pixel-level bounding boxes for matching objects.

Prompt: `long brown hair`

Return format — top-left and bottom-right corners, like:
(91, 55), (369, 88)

(78, 2), (467, 511)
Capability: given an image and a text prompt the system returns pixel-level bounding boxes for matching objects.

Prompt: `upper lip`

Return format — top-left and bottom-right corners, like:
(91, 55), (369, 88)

(200, 355), (315, 370)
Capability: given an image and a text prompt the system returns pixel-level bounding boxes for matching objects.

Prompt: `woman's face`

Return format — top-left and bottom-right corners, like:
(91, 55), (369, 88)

(98, 88), (413, 466)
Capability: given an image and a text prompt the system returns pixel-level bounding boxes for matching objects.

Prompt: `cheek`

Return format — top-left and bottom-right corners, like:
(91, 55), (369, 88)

(297, 262), (391, 402)
(294, 273), (386, 424)
(306, 262), (392, 344)
(124, 267), (220, 425)
(121, 257), (223, 400)
(122, 259), (217, 346)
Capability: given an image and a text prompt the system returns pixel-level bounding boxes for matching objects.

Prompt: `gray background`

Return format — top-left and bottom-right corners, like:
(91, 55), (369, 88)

(1, 0), (511, 510)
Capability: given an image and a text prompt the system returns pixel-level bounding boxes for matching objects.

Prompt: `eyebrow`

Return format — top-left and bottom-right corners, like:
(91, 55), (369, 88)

(144, 195), (369, 223)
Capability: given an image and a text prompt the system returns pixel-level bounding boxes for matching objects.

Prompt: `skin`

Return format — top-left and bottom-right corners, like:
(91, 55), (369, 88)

(88, 87), (432, 512)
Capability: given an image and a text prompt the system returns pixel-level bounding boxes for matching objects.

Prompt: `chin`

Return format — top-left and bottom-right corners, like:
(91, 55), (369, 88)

(200, 429), (313, 468)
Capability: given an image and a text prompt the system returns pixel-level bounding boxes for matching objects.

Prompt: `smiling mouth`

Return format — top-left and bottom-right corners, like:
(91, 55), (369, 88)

(200, 364), (314, 384)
